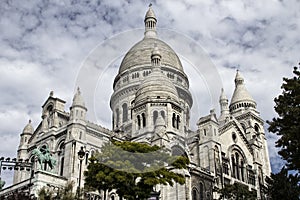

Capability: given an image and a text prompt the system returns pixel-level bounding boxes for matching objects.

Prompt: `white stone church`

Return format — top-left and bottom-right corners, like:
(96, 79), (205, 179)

(0, 6), (271, 200)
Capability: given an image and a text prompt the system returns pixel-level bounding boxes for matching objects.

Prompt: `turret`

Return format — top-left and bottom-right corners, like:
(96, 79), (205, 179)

(132, 46), (183, 140)
(15, 120), (34, 184)
(196, 109), (221, 173)
(70, 87), (87, 121)
(18, 120), (33, 150)
(219, 88), (230, 123)
(229, 70), (257, 115)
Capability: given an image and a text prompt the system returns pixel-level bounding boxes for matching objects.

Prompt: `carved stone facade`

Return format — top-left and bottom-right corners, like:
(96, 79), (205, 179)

(1, 5), (271, 200)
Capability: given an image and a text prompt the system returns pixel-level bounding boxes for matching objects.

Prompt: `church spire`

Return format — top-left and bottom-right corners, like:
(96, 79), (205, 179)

(144, 4), (157, 38)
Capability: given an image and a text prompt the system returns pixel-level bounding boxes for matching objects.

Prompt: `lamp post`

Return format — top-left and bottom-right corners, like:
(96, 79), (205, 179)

(77, 146), (86, 199)
(0, 157), (34, 198)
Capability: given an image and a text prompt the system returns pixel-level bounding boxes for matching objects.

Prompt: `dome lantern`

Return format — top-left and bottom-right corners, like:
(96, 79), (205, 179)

(144, 4), (157, 38)
(151, 44), (161, 68)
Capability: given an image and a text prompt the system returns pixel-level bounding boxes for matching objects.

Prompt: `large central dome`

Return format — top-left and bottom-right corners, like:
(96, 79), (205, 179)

(110, 6), (193, 132)
(119, 37), (184, 74)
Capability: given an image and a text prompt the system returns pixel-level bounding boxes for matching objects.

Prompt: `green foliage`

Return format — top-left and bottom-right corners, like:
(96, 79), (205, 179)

(267, 65), (300, 172)
(38, 186), (54, 200)
(217, 182), (257, 200)
(266, 167), (300, 200)
(266, 64), (300, 199)
(84, 140), (189, 200)
(58, 181), (77, 200)
(37, 181), (78, 200)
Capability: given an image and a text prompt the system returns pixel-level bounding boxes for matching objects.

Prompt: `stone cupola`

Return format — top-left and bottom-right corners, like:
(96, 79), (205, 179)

(70, 87), (87, 120)
(229, 70), (257, 114)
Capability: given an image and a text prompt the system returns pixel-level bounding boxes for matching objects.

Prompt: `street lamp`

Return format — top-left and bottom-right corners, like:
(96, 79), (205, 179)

(77, 146), (86, 198)
(0, 156), (34, 197)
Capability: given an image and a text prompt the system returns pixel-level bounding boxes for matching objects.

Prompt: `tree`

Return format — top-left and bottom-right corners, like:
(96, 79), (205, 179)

(37, 181), (78, 200)
(38, 186), (54, 200)
(266, 64), (300, 199)
(267, 64), (300, 172)
(217, 182), (257, 200)
(266, 167), (300, 200)
(58, 181), (77, 200)
(84, 140), (189, 200)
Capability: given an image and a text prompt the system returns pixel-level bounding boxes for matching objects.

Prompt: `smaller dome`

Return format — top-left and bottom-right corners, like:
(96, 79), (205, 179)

(135, 47), (179, 104)
(72, 87), (86, 107)
(23, 120), (34, 134)
(230, 70), (256, 107)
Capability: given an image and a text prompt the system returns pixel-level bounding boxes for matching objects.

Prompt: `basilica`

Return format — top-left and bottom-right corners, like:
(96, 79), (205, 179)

(0, 6), (271, 200)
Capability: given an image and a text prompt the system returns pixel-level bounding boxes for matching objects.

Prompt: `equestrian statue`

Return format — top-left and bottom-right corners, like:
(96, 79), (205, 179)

(32, 147), (56, 172)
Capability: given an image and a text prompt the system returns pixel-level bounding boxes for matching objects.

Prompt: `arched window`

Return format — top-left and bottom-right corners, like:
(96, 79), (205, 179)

(122, 103), (128, 122)
(231, 150), (245, 181)
(235, 153), (240, 180)
(58, 142), (65, 176)
(172, 113), (176, 128)
(160, 111), (165, 119)
(142, 113), (146, 127)
(192, 188), (197, 200)
(231, 154), (236, 178)
(200, 182), (204, 200)
(254, 124), (260, 133)
(137, 115), (141, 129)
(153, 111), (158, 125)
(116, 108), (119, 128)
(241, 160), (245, 182)
(176, 115), (180, 129)
(46, 104), (54, 127)
(214, 146), (220, 174)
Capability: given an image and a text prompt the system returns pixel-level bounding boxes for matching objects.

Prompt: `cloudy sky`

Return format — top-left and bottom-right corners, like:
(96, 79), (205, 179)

(0, 0), (299, 184)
